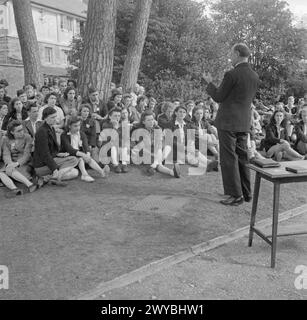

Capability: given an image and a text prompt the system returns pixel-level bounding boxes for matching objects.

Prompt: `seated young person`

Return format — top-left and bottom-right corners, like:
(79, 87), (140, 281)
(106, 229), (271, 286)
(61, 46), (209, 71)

(157, 101), (175, 130)
(3, 98), (28, 130)
(23, 103), (43, 139)
(262, 110), (304, 161)
(191, 106), (219, 161)
(293, 105), (307, 156)
(2, 120), (37, 193)
(0, 102), (9, 133)
(0, 130), (24, 197)
(131, 110), (180, 178)
(98, 107), (130, 173)
(79, 104), (97, 150)
(33, 107), (79, 186)
(165, 106), (218, 172)
(184, 100), (195, 123)
(60, 116), (110, 182)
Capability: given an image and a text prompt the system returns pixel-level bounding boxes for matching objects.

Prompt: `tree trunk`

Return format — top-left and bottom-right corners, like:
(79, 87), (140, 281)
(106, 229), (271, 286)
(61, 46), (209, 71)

(12, 0), (43, 88)
(78, 0), (117, 103)
(120, 0), (152, 93)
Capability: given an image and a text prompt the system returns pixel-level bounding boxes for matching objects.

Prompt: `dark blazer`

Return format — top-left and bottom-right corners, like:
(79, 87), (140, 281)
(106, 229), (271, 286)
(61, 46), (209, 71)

(22, 119), (43, 138)
(60, 130), (89, 156)
(157, 113), (171, 130)
(33, 122), (60, 171)
(294, 121), (307, 144)
(85, 99), (108, 118)
(205, 62), (259, 132)
(80, 118), (96, 147)
(262, 123), (289, 152)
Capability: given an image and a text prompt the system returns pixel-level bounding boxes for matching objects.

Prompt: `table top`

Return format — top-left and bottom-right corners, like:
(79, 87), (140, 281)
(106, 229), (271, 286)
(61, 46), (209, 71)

(247, 160), (307, 179)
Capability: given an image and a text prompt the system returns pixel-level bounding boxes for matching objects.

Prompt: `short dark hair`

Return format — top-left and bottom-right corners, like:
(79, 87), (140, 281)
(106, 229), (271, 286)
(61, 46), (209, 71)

(44, 92), (58, 105)
(42, 106), (57, 120)
(67, 116), (81, 127)
(40, 85), (50, 92)
(233, 43), (250, 58)
(63, 87), (76, 100)
(0, 101), (9, 109)
(108, 107), (122, 117)
(88, 87), (98, 95)
(16, 89), (26, 97)
(7, 120), (23, 140)
(10, 97), (22, 110)
(27, 102), (39, 112)
(79, 103), (92, 113)
(140, 110), (155, 124)
(67, 79), (77, 88)
(137, 95), (148, 105)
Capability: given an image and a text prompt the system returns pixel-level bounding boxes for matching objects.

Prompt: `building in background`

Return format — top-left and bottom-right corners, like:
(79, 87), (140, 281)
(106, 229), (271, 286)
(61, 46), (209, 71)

(0, 0), (86, 94)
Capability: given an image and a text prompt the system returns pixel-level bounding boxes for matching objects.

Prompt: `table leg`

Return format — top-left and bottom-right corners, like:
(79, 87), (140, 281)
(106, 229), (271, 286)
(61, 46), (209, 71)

(271, 182), (280, 268)
(248, 172), (261, 247)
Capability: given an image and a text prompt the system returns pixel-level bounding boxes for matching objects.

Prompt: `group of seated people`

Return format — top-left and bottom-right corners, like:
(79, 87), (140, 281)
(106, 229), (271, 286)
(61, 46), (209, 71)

(248, 95), (307, 162)
(1, 77), (307, 198)
(0, 79), (221, 198)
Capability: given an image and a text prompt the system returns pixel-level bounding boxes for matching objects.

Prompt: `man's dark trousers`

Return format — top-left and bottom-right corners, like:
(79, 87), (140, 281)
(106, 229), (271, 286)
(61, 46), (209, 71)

(218, 129), (251, 198)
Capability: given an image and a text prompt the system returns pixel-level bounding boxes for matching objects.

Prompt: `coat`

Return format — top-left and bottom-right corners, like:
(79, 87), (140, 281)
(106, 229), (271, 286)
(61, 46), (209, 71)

(22, 119), (44, 138)
(262, 123), (290, 152)
(60, 130), (89, 156)
(205, 62), (259, 132)
(32, 122), (60, 171)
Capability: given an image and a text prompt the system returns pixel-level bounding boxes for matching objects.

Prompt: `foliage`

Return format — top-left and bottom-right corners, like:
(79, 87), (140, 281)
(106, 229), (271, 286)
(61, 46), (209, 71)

(68, 0), (307, 103)
(211, 0), (306, 95)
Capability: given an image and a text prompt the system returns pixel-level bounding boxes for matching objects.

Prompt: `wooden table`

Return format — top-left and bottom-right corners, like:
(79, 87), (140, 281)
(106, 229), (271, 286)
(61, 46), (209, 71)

(247, 160), (307, 268)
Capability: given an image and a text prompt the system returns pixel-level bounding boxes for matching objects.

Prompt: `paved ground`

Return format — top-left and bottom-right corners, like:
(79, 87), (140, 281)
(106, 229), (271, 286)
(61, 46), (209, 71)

(100, 212), (307, 300)
(0, 164), (307, 300)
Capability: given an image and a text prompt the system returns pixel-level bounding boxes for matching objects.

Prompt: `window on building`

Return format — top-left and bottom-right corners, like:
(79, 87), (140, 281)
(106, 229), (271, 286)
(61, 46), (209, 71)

(61, 50), (69, 65)
(44, 47), (53, 64)
(60, 15), (74, 32)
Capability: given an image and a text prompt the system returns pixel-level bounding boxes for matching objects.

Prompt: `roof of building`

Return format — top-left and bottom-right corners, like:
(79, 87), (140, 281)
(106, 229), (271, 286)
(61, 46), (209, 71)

(0, 0), (87, 19)
(32, 0), (87, 19)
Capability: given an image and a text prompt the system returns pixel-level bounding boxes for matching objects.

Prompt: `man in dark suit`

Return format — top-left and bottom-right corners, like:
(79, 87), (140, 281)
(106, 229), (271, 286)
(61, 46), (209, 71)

(33, 107), (79, 185)
(202, 43), (259, 206)
(22, 103), (43, 139)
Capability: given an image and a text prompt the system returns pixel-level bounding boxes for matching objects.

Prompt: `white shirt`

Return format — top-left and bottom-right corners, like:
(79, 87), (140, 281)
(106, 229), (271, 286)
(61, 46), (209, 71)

(70, 132), (81, 150)
(38, 105), (65, 125)
(175, 120), (186, 143)
(304, 124), (307, 135)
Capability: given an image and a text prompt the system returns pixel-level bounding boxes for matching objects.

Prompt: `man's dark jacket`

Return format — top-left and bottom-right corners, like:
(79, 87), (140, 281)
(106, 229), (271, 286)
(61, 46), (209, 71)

(206, 62), (259, 132)
(33, 122), (60, 171)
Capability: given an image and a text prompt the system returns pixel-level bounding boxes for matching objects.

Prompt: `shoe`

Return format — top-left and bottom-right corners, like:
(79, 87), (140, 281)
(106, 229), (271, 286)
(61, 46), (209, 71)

(81, 175), (95, 182)
(28, 184), (37, 193)
(304, 155), (307, 160)
(114, 165), (122, 173)
(244, 195), (252, 202)
(173, 163), (181, 178)
(147, 167), (156, 176)
(101, 165), (110, 177)
(121, 164), (129, 173)
(49, 179), (68, 187)
(5, 188), (23, 198)
(207, 160), (219, 172)
(220, 196), (244, 206)
(35, 177), (48, 189)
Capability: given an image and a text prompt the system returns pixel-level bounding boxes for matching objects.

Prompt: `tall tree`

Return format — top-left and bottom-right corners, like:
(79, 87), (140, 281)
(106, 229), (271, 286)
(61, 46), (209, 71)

(12, 0), (43, 87)
(78, 0), (117, 102)
(120, 0), (153, 92)
(211, 0), (304, 93)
